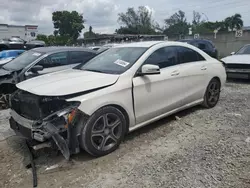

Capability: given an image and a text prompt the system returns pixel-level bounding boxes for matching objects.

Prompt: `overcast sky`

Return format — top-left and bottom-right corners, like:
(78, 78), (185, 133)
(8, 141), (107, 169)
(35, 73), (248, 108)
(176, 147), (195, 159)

(0, 0), (249, 36)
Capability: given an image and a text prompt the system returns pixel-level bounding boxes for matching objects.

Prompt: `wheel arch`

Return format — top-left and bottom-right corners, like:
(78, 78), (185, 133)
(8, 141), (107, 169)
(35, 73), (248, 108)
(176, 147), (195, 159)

(212, 76), (221, 86)
(107, 104), (130, 134)
(78, 103), (130, 134)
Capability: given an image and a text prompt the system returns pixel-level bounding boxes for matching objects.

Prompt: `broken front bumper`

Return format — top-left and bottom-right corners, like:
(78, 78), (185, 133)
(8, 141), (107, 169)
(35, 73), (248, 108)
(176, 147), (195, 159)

(10, 108), (84, 160)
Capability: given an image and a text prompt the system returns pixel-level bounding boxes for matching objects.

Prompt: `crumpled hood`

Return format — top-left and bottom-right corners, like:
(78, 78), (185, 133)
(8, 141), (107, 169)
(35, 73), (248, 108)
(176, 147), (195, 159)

(0, 68), (12, 77)
(221, 55), (250, 64)
(17, 69), (119, 96)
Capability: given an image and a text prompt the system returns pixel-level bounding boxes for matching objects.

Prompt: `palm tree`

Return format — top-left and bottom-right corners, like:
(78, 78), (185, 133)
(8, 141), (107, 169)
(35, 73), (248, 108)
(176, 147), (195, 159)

(224, 14), (243, 31)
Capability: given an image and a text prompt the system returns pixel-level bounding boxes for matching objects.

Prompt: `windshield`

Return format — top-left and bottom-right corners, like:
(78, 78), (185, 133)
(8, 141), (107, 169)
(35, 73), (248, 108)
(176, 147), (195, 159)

(236, 45), (250, 54)
(78, 47), (147, 74)
(3, 50), (44, 71)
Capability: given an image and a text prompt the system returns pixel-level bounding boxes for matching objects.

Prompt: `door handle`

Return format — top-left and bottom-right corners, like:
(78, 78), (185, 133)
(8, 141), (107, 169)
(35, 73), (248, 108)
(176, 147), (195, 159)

(171, 70), (180, 76)
(201, 66), (207, 70)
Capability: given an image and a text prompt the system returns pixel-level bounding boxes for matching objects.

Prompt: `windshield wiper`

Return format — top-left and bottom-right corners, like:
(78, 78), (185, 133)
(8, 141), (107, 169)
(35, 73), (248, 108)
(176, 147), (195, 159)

(82, 68), (106, 73)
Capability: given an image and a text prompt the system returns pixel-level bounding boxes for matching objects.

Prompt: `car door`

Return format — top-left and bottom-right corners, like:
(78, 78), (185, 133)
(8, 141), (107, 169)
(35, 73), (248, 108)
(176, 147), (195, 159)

(25, 51), (70, 79)
(176, 46), (209, 105)
(133, 46), (184, 124)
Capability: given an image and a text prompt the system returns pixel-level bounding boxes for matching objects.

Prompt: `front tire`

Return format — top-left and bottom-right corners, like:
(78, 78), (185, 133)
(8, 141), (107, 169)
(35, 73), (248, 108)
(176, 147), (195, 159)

(80, 106), (127, 157)
(202, 78), (221, 108)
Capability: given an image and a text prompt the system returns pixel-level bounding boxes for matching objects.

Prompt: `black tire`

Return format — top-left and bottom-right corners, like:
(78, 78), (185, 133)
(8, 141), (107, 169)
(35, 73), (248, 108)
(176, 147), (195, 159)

(80, 106), (127, 157)
(202, 78), (221, 108)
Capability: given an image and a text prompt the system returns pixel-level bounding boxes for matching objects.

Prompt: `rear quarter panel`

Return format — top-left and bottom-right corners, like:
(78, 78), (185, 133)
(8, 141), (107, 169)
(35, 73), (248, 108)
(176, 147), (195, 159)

(207, 59), (227, 87)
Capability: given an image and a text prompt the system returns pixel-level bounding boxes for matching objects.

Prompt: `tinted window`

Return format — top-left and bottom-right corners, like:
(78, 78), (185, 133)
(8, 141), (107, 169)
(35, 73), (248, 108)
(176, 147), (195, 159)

(144, 47), (178, 68)
(37, 52), (68, 68)
(177, 46), (205, 64)
(78, 47), (147, 74)
(70, 51), (96, 64)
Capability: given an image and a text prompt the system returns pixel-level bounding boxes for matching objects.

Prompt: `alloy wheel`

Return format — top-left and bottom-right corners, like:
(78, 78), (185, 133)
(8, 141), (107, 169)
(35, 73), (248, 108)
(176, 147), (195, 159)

(91, 113), (122, 151)
(207, 81), (220, 105)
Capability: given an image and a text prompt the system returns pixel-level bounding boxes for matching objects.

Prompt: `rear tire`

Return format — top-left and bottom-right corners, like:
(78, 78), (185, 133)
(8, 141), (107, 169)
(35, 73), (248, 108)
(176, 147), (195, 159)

(202, 78), (221, 108)
(80, 106), (127, 157)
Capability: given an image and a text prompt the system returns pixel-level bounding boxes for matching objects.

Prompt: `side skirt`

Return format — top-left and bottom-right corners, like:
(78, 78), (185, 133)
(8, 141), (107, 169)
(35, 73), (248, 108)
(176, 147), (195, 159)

(129, 99), (204, 132)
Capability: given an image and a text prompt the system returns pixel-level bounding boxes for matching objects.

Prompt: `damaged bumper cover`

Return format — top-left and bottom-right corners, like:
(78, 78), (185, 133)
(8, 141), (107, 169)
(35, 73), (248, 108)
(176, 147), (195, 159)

(10, 103), (87, 160)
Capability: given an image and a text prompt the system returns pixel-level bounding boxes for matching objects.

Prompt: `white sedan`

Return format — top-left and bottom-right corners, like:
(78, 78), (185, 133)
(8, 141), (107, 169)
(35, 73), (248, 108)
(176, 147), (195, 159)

(10, 41), (226, 159)
(221, 44), (250, 79)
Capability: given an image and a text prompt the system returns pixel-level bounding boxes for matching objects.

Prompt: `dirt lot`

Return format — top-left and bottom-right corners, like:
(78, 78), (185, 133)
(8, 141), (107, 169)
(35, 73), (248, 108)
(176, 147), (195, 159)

(0, 81), (250, 188)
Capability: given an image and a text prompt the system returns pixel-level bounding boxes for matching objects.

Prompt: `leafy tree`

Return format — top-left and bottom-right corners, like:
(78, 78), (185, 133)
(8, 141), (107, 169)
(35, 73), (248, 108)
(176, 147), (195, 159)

(117, 6), (158, 34)
(224, 13), (243, 30)
(164, 10), (190, 38)
(36, 34), (73, 46)
(36, 34), (48, 44)
(52, 11), (85, 42)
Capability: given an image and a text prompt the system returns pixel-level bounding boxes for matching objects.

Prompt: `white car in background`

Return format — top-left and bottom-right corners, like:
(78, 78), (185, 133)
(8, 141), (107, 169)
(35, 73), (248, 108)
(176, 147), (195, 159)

(222, 44), (250, 79)
(10, 41), (226, 159)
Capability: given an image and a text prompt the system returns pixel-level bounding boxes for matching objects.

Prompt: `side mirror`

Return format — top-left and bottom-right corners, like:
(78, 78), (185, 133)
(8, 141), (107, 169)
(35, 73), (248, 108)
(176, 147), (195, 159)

(30, 65), (44, 73)
(230, 52), (235, 55)
(139, 64), (160, 76)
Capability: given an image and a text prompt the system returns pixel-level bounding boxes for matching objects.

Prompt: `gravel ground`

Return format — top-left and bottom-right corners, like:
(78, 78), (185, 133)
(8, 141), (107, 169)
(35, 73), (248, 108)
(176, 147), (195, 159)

(0, 81), (250, 188)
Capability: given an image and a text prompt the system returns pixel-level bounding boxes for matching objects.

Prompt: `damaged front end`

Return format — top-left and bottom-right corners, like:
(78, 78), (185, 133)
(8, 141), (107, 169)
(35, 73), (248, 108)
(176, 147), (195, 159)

(0, 70), (19, 109)
(9, 90), (88, 160)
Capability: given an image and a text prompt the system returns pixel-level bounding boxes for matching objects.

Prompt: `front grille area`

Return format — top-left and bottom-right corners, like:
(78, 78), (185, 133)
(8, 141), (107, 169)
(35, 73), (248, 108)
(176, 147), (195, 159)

(11, 90), (41, 120)
(225, 63), (250, 69)
(11, 90), (68, 120)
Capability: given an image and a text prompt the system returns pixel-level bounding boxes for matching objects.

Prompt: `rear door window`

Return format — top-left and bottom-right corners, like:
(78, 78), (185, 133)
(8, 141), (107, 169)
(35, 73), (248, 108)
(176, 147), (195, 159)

(177, 46), (205, 64)
(37, 52), (69, 68)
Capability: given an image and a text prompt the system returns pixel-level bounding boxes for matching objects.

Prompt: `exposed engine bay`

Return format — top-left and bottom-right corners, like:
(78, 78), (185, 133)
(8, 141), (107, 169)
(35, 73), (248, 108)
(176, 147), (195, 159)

(9, 89), (87, 160)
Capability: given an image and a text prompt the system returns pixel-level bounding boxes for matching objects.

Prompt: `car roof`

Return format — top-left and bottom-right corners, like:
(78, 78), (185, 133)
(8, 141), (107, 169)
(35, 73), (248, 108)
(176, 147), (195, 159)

(179, 39), (213, 43)
(31, 46), (97, 54)
(113, 41), (165, 48)
(113, 41), (202, 48)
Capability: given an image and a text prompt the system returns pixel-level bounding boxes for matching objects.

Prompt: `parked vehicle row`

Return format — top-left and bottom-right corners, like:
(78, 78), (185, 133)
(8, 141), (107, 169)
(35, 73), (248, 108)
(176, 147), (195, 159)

(0, 37), (45, 51)
(8, 41), (227, 159)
